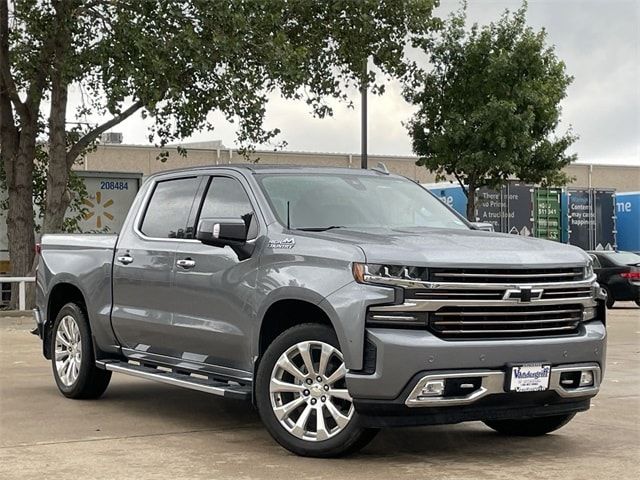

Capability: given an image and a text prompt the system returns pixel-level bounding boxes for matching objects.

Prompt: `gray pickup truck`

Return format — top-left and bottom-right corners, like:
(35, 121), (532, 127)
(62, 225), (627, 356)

(34, 165), (607, 457)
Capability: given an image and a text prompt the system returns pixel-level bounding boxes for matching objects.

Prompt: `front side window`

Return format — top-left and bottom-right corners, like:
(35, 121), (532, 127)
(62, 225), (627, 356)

(140, 177), (199, 238)
(199, 176), (253, 219)
(256, 173), (468, 231)
(198, 176), (257, 237)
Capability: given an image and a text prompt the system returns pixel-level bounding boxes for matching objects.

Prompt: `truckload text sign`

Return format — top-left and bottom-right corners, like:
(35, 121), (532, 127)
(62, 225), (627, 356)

(475, 184), (533, 236)
(567, 189), (617, 250)
(567, 190), (592, 250)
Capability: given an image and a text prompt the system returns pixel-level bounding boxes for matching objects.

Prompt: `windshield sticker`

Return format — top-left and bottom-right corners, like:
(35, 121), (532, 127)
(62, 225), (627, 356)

(269, 238), (295, 249)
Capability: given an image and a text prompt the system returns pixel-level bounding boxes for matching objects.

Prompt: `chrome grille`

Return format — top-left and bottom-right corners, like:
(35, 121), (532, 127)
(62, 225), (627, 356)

(406, 285), (594, 302)
(541, 286), (593, 300)
(429, 267), (584, 284)
(407, 289), (504, 301)
(430, 304), (583, 339)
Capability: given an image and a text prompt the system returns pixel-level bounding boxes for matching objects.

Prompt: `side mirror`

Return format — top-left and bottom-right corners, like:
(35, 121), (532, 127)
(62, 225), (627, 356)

(196, 215), (256, 260)
(470, 221), (495, 232)
(196, 218), (248, 247)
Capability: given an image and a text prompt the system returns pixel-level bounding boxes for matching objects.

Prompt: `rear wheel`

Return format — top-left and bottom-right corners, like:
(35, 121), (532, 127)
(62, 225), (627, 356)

(51, 302), (111, 399)
(256, 323), (377, 457)
(483, 413), (576, 436)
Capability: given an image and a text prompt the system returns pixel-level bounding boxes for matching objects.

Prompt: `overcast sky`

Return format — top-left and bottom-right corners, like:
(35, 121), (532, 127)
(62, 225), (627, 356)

(68, 0), (639, 165)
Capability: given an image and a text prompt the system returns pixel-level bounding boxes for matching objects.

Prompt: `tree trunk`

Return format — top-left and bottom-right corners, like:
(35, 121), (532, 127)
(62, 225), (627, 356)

(43, 73), (70, 234)
(0, 78), (21, 309)
(42, 1), (73, 234)
(466, 179), (476, 221)
(6, 122), (37, 308)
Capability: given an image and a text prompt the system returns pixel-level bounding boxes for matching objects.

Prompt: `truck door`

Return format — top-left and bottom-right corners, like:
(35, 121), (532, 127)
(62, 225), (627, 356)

(171, 174), (260, 373)
(111, 175), (203, 357)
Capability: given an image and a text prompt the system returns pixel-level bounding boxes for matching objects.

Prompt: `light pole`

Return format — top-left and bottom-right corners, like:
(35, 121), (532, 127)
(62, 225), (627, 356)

(360, 57), (368, 169)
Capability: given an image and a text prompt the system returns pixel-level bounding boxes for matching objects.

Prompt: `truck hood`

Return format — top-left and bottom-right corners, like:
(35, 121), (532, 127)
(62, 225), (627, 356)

(299, 227), (589, 268)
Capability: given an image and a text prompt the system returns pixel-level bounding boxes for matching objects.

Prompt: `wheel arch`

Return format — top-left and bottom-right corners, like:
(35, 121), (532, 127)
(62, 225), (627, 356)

(44, 282), (88, 359)
(257, 298), (336, 357)
(253, 293), (346, 405)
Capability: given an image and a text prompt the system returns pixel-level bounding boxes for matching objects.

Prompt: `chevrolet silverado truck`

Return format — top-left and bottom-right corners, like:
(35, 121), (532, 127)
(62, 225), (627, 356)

(34, 165), (607, 457)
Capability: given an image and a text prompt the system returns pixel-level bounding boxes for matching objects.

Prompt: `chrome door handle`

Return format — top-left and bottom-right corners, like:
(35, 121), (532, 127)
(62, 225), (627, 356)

(176, 258), (196, 269)
(117, 255), (134, 265)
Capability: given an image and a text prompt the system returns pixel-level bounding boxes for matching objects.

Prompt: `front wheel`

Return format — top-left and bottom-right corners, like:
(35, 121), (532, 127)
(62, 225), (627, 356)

(51, 302), (111, 399)
(255, 323), (377, 457)
(483, 413), (576, 436)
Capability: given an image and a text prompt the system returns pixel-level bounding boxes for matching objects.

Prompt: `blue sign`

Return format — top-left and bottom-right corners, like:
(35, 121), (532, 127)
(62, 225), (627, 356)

(424, 184), (467, 216)
(616, 192), (640, 251)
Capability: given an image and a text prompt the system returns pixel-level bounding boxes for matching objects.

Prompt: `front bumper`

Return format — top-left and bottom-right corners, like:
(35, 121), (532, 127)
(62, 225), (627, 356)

(346, 323), (605, 427)
(347, 321), (606, 400)
(351, 360), (602, 428)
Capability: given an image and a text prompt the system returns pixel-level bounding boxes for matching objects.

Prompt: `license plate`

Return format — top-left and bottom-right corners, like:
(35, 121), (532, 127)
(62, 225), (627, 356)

(509, 364), (551, 392)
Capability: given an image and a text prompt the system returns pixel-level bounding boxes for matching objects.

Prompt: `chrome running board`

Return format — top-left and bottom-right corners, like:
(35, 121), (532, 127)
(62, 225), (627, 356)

(96, 360), (251, 400)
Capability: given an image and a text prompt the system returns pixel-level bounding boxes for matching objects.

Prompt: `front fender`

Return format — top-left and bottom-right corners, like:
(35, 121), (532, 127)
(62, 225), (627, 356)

(319, 282), (394, 370)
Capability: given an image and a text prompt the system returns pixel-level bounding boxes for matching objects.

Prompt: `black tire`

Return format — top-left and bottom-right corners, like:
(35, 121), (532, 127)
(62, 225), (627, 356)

(635, 299), (640, 308)
(483, 413), (576, 436)
(50, 302), (111, 399)
(256, 323), (378, 457)
(603, 286), (615, 309)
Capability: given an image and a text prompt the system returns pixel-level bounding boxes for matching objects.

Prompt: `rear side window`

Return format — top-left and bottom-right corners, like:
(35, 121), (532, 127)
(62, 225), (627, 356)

(141, 177), (199, 238)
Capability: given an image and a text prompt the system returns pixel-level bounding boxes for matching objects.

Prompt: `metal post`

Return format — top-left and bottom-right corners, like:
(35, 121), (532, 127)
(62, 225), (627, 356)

(18, 280), (26, 311)
(360, 57), (368, 170)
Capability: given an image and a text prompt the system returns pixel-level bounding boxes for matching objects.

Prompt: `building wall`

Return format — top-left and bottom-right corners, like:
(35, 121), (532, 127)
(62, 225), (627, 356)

(564, 164), (640, 192)
(78, 144), (639, 192)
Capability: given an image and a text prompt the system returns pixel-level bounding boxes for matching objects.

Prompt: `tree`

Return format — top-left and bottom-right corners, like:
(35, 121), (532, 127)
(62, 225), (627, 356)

(404, 2), (576, 220)
(0, 143), (89, 234)
(1, 0), (440, 299)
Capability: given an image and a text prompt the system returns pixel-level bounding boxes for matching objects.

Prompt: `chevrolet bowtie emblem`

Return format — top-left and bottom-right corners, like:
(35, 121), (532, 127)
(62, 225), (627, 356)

(503, 287), (544, 302)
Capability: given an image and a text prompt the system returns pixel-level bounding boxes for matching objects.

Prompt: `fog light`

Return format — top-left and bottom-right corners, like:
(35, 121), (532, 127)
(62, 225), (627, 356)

(420, 380), (445, 397)
(583, 307), (597, 321)
(579, 370), (594, 387)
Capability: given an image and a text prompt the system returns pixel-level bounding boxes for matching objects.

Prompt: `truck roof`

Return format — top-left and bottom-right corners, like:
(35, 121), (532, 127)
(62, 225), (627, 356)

(148, 164), (398, 178)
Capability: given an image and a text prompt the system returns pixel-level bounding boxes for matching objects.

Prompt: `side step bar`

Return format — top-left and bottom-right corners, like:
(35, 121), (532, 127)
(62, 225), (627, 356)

(96, 360), (251, 400)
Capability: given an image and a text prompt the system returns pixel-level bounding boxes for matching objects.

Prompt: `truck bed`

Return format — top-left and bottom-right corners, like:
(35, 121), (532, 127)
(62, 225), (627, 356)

(37, 234), (119, 357)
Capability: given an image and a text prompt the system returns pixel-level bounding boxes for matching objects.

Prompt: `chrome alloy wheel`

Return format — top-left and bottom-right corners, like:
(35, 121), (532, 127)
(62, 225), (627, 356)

(54, 315), (82, 387)
(269, 341), (354, 442)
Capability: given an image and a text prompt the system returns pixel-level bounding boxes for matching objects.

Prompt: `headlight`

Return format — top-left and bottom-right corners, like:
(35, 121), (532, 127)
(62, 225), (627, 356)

(353, 263), (428, 286)
(584, 261), (594, 280)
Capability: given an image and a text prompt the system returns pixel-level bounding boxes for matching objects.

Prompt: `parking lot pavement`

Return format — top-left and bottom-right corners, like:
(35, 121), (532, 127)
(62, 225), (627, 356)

(1, 305), (638, 480)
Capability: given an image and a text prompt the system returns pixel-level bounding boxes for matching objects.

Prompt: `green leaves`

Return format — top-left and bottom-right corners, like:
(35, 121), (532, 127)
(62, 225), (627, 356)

(8, 0), (440, 149)
(89, 0), (440, 148)
(405, 1), (576, 217)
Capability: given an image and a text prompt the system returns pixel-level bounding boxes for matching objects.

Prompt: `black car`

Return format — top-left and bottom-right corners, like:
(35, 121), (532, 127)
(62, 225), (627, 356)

(588, 251), (640, 308)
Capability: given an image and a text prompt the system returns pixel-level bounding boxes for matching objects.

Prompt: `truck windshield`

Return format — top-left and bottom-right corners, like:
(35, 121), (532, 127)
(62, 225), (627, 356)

(256, 173), (468, 231)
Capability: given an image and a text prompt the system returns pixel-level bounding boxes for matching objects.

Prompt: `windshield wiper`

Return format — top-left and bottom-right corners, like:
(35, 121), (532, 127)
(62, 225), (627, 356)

(295, 225), (345, 232)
